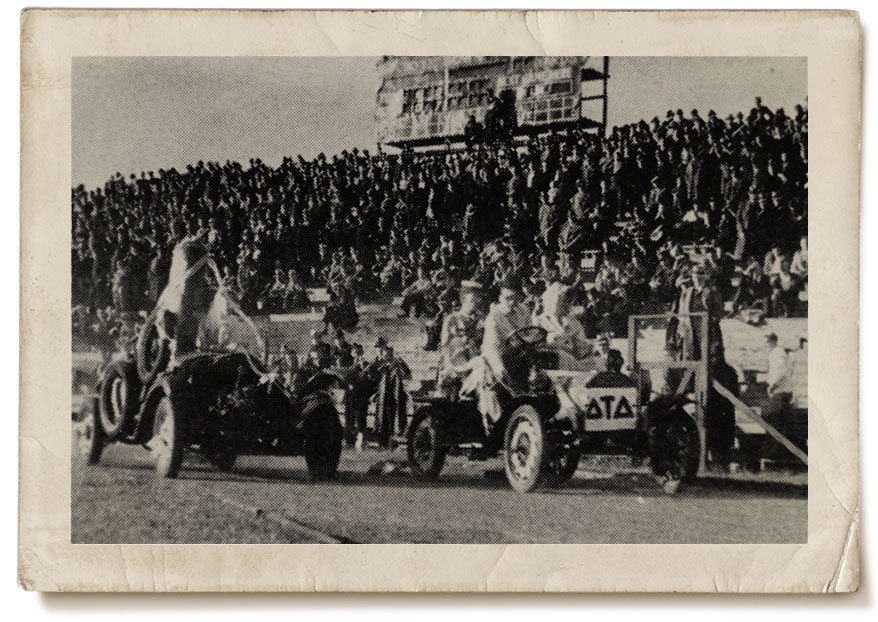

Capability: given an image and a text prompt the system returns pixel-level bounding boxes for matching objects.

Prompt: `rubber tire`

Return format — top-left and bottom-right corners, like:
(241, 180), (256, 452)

(407, 409), (447, 479)
(136, 322), (171, 385)
(649, 413), (700, 484)
(545, 450), (580, 487)
(76, 399), (105, 465)
(503, 405), (548, 493)
(151, 395), (184, 478)
(98, 359), (140, 441)
(303, 402), (343, 481)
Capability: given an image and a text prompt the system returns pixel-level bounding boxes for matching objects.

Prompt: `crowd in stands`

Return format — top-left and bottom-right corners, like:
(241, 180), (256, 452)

(72, 96), (808, 344)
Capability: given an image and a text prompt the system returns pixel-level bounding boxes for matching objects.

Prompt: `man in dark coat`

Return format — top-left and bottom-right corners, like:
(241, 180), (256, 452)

(373, 342), (411, 448)
(706, 340), (738, 470)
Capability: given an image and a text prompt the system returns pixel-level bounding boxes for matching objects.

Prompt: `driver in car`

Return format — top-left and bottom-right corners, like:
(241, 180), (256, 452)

(477, 276), (531, 429)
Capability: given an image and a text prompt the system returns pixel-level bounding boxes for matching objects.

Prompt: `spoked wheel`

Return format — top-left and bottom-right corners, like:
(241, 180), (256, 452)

(303, 403), (343, 481)
(407, 409), (446, 479)
(98, 360), (139, 440)
(503, 405), (547, 493)
(76, 401), (105, 466)
(149, 395), (184, 478)
(649, 414), (700, 490)
(136, 322), (170, 385)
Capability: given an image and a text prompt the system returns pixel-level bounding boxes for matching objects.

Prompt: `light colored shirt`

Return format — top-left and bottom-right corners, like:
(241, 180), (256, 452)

(481, 303), (530, 379)
(790, 248), (808, 277)
(550, 319), (592, 360)
(767, 345), (793, 396)
(439, 310), (480, 375)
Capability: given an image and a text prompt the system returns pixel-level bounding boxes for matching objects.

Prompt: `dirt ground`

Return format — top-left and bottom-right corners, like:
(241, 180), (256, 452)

(72, 440), (807, 545)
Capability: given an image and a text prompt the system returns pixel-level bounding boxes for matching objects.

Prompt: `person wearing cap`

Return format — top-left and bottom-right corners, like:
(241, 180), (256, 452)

(666, 261), (722, 363)
(330, 328), (354, 368)
(373, 345), (411, 448)
(593, 333), (623, 373)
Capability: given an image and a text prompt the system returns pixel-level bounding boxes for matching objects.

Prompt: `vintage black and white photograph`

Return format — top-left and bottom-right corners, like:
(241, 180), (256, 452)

(68, 54), (810, 545)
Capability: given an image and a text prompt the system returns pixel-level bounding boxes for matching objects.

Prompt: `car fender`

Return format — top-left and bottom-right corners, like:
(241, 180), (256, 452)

(134, 375), (175, 443)
(505, 394), (560, 421)
(301, 370), (349, 394)
(296, 390), (339, 433)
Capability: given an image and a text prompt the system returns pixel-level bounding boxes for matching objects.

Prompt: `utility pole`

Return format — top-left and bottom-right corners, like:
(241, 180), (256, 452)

(602, 56), (610, 135)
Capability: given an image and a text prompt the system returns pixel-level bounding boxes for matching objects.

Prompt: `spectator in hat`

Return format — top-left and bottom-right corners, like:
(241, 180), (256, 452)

(330, 328), (354, 368)
(373, 345), (411, 448)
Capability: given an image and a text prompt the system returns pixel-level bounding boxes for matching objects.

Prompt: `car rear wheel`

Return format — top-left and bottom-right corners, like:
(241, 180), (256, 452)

(504, 405), (547, 493)
(149, 395), (184, 478)
(407, 409), (447, 479)
(303, 403), (343, 481)
(98, 359), (139, 441)
(649, 413), (700, 487)
(136, 322), (170, 385)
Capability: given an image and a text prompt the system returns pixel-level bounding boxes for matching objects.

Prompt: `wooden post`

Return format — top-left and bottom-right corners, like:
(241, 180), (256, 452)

(695, 314), (710, 473)
(627, 314), (637, 376)
(712, 381), (808, 465)
(602, 56), (609, 134)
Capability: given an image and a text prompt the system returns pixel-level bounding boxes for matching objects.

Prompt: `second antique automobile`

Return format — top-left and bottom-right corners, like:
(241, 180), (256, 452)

(77, 247), (343, 480)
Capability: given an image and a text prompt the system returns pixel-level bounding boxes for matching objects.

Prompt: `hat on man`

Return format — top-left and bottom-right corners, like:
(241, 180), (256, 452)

(461, 279), (485, 297)
(374, 337), (389, 349)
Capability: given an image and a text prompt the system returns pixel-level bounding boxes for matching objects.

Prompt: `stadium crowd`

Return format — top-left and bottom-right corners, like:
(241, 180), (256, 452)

(72, 96), (808, 343)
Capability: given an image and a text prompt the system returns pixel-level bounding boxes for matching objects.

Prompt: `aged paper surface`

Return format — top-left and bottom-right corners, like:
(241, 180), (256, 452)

(20, 10), (859, 591)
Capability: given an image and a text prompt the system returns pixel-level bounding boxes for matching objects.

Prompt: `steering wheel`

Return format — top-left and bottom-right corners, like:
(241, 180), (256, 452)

(503, 326), (547, 352)
(499, 326), (549, 392)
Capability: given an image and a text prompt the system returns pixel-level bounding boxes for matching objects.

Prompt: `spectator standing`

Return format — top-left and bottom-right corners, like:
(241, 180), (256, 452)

(763, 332), (793, 458)
(373, 343), (411, 448)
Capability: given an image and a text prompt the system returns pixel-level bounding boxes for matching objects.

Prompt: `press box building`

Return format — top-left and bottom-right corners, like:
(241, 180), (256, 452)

(375, 56), (610, 150)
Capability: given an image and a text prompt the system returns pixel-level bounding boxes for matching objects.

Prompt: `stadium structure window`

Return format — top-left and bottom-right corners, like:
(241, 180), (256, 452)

(423, 85), (440, 113)
(548, 80), (571, 95)
(402, 89), (417, 114)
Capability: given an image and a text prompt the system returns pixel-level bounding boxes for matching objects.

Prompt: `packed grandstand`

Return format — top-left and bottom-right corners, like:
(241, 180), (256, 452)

(71, 97), (807, 344)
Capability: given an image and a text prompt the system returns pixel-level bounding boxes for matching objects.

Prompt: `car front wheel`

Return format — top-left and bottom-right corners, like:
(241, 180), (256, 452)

(76, 400), (105, 466)
(149, 395), (184, 478)
(407, 409), (447, 479)
(303, 402), (343, 481)
(504, 405), (548, 493)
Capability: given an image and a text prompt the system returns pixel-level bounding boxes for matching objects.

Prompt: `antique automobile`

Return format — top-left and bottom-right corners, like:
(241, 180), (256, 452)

(76, 249), (343, 480)
(406, 325), (700, 493)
